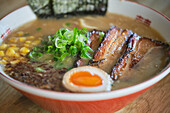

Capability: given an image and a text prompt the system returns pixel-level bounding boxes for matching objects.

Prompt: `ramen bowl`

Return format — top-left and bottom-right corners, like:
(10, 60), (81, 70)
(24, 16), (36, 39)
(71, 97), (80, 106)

(0, 0), (169, 113)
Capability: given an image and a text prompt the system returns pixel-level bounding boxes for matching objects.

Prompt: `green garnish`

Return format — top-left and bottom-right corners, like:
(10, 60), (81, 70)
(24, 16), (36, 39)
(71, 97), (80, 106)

(36, 27), (42, 31)
(24, 33), (30, 36)
(99, 31), (105, 42)
(35, 67), (45, 72)
(65, 22), (71, 27)
(28, 27), (93, 69)
(28, 47), (43, 60)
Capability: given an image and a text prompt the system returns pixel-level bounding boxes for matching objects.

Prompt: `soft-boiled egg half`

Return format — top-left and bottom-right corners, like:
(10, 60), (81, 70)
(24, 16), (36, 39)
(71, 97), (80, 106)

(62, 66), (113, 92)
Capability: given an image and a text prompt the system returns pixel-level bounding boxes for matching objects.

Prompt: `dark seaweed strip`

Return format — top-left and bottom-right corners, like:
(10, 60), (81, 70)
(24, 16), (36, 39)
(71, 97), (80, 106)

(27, 0), (53, 18)
(49, 0), (54, 16)
(27, 0), (108, 18)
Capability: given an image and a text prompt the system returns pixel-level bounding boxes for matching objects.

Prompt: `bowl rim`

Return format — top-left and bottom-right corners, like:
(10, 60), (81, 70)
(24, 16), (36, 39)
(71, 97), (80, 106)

(0, 0), (170, 101)
(125, 0), (170, 21)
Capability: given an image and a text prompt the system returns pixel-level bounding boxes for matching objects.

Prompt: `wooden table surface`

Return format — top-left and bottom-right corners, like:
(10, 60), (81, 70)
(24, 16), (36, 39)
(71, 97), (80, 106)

(0, 0), (170, 113)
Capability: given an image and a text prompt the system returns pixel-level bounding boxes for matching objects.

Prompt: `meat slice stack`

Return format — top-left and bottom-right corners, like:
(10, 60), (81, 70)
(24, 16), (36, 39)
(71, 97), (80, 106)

(90, 26), (133, 73)
(75, 26), (169, 81)
(110, 35), (170, 80)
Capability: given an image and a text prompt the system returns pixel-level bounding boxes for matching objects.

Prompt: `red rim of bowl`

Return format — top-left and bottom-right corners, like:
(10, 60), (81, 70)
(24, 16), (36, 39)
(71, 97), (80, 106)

(0, 1), (170, 101)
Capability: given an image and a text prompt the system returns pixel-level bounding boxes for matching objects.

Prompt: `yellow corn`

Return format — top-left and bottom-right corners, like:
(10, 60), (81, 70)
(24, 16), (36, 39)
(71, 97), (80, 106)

(19, 37), (26, 42)
(32, 40), (41, 46)
(0, 59), (7, 64)
(2, 57), (7, 60)
(9, 37), (18, 43)
(23, 44), (29, 47)
(10, 60), (20, 65)
(0, 51), (5, 57)
(14, 53), (20, 57)
(27, 36), (35, 39)
(25, 41), (31, 44)
(0, 44), (8, 49)
(8, 47), (19, 51)
(20, 47), (30, 55)
(17, 31), (24, 36)
(10, 44), (16, 47)
(6, 48), (16, 56)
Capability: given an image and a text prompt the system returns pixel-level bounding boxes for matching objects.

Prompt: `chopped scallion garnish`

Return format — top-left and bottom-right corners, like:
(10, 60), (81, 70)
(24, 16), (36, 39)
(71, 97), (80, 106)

(24, 33), (30, 36)
(65, 22), (71, 27)
(36, 27), (42, 31)
(35, 67), (45, 72)
(28, 27), (93, 69)
(99, 31), (105, 42)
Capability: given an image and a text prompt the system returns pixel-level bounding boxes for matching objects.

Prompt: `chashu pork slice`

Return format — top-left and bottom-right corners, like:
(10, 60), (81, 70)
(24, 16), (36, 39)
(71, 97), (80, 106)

(111, 34), (170, 80)
(90, 26), (133, 73)
(75, 30), (105, 67)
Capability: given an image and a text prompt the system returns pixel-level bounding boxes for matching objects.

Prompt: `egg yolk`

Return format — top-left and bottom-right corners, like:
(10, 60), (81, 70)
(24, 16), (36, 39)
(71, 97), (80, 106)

(70, 71), (103, 87)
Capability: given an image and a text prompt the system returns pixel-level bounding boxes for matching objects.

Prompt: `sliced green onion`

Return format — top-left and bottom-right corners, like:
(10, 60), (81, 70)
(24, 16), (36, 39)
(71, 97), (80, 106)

(28, 51), (43, 60)
(65, 22), (71, 27)
(55, 38), (67, 48)
(73, 27), (78, 44)
(69, 46), (78, 56)
(36, 27), (42, 31)
(81, 45), (93, 59)
(24, 33), (30, 36)
(35, 67), (45, 72)
(99, 32), (105, 42)
(63, 31), (74, 44)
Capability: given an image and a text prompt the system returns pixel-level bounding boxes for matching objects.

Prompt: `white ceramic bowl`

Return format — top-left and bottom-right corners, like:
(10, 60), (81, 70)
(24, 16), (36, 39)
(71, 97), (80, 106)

(0, 0), (169, 113)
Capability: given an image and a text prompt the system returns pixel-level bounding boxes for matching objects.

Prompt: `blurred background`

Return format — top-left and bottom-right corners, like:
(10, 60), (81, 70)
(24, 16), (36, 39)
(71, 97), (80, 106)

(0, 0), (170, 19)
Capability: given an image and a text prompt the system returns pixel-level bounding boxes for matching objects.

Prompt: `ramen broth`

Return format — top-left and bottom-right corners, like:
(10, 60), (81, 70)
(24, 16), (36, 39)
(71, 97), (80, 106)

(2, 13), (169, 91)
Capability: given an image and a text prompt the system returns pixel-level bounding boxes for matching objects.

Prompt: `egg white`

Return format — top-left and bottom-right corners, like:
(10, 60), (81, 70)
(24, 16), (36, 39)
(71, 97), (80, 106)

(62, 66), (113, 93)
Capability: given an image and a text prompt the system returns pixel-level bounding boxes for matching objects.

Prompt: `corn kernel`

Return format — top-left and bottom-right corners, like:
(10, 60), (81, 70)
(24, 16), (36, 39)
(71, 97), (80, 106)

(10, 44), (16, 47)
(19, 37), (26, 42)
(17, 31), (24, 36)
(25, 41), (31, 44)
(27, 36), (35, 39)
(0, 59), (7, 64)
(20, 47), (30, 55)
(10, 60), (20, 65)
(23, 44), (29, 47)
(14, 53), (20, 57)
(9, 37), (18, 43)
(8, 47), (19, 51)
(0, 51), (5, 57)
(32, 40), (41, 46)
(3, 57), (7, 60)
(6, 48), (16, 56)
(0, 44), (8, 49)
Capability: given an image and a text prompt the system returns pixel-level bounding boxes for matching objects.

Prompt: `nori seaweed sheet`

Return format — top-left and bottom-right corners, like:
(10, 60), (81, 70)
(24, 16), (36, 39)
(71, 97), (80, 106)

(27, 0), (108, 18)
(27, 0), (53, 17)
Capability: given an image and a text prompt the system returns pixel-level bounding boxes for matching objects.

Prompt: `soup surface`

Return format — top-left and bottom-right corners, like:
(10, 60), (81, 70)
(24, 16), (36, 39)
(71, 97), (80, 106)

(1, 13), (169, 92)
